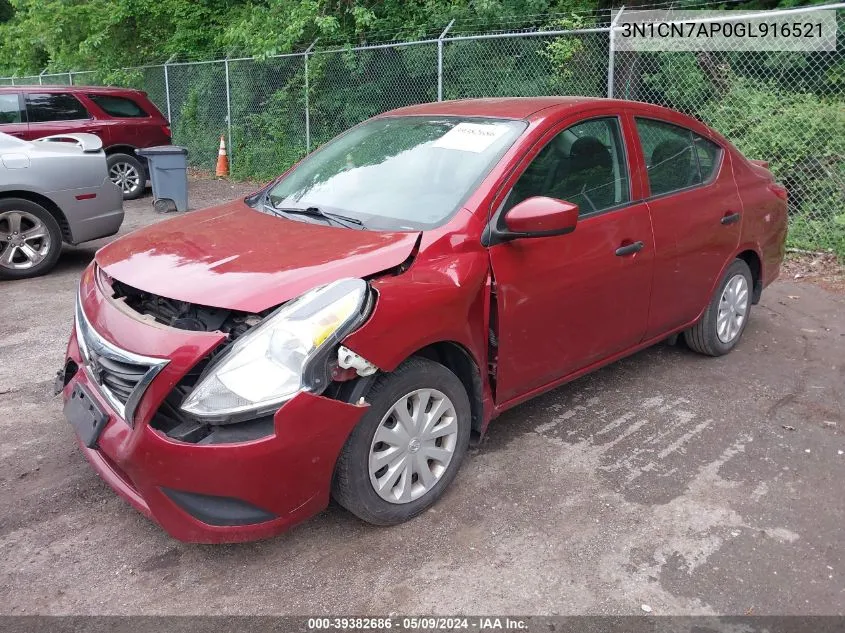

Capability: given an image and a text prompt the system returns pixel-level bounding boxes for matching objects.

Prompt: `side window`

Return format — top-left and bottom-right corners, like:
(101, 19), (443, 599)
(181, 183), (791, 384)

(506, 117), (630, 215)
(636, 118), (721, 196)
(88, 94), (148, 118)
(694, 134), (722, 182)
(0, 94), (22, 124)
(25, 93), (90, 123)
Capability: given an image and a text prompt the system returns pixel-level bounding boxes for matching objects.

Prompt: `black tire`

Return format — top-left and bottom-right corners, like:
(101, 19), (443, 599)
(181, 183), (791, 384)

(684, 259), (753, 357)
(332, 357), (472, 526)
(0, 198), (63, 280)
(107, 153), (146, 200)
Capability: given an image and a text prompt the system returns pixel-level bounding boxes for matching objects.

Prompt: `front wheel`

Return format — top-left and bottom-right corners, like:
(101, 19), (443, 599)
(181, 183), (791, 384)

(684, 258), (753, 356)
(107, 153), (145, 200)
(332, 357), (472, 526)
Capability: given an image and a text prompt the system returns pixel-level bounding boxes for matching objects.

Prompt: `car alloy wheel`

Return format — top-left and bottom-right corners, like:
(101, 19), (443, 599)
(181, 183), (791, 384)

(716, 273), (749, 344)
(109, 160), (141, 195)
(368, 388), (459, 504)
(0, 210), (52, 271)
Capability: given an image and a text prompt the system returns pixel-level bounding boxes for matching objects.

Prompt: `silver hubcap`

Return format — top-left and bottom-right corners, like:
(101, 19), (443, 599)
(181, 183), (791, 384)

(368, 388), (458, 504)
(717, 274), (749, 343)
(110, 162), (140, 194)
(0, 210), (51, 270)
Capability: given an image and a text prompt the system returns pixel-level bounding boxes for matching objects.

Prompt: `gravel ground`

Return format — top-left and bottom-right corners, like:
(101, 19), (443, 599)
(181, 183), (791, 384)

(0, 179), (843, 615)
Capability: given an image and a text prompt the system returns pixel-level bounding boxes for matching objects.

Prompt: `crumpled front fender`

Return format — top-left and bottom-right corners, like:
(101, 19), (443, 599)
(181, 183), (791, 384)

(344, 249), (490, 373)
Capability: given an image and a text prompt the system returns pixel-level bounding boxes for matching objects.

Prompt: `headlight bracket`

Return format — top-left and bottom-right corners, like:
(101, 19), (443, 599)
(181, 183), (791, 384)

(300, 287), (375, 393)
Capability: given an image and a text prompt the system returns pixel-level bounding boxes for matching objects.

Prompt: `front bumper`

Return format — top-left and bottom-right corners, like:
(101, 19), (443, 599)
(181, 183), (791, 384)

(61, 268), (367, 543)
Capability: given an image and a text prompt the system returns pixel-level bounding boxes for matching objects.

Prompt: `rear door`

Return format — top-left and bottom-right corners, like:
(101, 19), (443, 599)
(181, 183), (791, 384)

(84, 92), (155, 147)
(24, 91), (101, 140)
(631, 116), (743, 338)
(0, 92), (28, 138)
(487, 113), (654, 404)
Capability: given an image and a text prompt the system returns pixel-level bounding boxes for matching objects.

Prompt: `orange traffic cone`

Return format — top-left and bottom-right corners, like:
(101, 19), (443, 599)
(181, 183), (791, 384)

(216, 134), (229, 177)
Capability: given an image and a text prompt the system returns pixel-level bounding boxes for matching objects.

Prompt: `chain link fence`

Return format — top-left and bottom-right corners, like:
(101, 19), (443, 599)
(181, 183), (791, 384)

(1, 5), (843, 254)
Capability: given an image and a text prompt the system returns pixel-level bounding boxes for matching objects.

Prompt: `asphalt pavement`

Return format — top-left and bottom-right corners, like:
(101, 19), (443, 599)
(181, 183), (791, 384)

(1, 179), (843, 615)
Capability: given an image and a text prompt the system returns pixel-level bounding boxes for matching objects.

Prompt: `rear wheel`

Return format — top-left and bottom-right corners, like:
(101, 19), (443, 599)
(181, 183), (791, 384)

(332, 357), (471, 526)
(684, 259), (753, 356)
(107, 153), (145, 200)
(0, 199), (63, 280)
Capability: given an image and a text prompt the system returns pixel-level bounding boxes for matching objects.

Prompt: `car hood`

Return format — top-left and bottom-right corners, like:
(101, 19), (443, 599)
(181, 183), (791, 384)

(95, 201), (420, 312)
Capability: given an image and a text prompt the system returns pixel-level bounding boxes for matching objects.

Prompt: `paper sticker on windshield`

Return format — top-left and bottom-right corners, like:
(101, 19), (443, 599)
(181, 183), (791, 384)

(432, 123), (510, 153)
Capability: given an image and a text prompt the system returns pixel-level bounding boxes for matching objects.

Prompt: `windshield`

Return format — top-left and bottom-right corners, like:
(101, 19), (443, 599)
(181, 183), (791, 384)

(265, 116), (526, 231)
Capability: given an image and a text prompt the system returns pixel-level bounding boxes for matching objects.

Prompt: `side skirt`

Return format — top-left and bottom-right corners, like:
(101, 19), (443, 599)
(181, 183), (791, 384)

(491, 318), (701, 417)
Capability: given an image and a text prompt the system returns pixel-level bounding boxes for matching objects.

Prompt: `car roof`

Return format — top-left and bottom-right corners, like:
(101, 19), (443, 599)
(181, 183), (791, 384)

(379, 97), (631, 121)
(0, 85), (143, 94)
(378, 96), (722, 141)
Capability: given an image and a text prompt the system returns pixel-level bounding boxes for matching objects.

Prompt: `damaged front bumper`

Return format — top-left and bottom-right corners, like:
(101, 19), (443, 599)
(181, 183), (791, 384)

(60, 273), (368, 543)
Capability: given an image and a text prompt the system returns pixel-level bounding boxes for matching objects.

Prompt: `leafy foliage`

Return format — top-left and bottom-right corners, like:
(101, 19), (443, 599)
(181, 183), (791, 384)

(0, 0), (597, 74)
(699, 80), (845, 253)
(0, 0), (842, 255)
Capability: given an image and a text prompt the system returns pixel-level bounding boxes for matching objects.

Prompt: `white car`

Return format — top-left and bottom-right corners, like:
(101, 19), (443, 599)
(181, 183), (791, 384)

(0, 132), (123, 279)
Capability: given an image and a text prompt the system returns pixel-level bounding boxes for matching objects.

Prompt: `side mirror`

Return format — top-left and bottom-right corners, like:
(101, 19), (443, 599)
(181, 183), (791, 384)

(487, 197), (578, 245)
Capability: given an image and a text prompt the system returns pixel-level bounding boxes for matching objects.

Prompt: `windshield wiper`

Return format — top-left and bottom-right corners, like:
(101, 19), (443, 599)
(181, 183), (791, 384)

(267, 203), (366, 230)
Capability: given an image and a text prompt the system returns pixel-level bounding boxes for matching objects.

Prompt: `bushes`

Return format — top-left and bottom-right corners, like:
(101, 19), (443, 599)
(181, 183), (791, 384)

(231, 86), (307, 181)
(699, 80), (845, 255)
(157, 38), (845, 258)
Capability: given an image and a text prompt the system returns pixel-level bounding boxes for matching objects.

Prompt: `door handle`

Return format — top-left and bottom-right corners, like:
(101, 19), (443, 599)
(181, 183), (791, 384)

(615, 241), (645, 257)
(720, 212), (742, 225)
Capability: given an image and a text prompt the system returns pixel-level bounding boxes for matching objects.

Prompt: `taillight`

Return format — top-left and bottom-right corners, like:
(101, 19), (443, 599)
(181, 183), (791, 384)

(162, 124), (172, 139)
(769, 182), (788, 201)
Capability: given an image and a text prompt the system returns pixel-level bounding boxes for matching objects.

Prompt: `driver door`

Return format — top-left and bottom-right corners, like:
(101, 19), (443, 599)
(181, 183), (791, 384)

(487, 115), (655, 404)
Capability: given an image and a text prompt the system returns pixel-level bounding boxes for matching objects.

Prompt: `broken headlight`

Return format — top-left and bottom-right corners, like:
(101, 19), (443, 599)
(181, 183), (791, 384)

(180, 278), (370, 422)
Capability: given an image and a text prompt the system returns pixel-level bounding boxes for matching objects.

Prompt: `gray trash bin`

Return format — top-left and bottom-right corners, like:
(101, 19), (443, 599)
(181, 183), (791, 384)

(135, 146), (189, 213)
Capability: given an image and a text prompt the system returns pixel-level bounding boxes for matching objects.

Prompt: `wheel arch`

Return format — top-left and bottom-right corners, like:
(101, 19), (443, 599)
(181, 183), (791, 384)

(411, 341), (485, 441)
(735, 246), (763, 304)
(336, 340), (487, 441)
(104, 144), (139, 157)
(0, 190), (72, 242)
(692, 244), (764, 327)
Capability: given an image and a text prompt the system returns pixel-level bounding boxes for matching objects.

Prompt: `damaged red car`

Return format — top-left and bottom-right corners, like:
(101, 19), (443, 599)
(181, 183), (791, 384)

(59, 97), (788, 543)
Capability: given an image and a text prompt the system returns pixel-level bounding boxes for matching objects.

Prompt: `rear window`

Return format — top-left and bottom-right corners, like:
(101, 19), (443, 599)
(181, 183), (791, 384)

(88, 94), (149, 118)
(26, 93), (90, 123)
(635, 118), (723, 197)
(0, 94), (21, 124)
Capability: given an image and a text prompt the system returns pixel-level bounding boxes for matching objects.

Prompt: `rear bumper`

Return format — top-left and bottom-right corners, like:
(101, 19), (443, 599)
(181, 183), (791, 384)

(61, 274), (367, 543)
(50, 178), (124, 244)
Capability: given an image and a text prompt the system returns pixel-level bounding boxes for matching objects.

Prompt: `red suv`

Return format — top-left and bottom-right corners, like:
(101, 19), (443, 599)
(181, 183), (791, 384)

(0, 86), (171, 199)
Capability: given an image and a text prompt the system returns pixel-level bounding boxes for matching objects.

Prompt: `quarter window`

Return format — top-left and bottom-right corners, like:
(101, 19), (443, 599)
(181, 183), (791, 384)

(635, 118), (722, 196)
(25, 93), (90, 123)
(694, 135), (722, 182)
(0, 94), (21, 124)
(88, 94), (148, 118)
(506, 117), (630, 215)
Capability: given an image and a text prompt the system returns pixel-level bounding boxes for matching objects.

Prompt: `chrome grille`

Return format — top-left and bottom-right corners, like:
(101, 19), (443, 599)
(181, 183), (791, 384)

(90, 353), (148, 404)
(75, 295), (169, 424)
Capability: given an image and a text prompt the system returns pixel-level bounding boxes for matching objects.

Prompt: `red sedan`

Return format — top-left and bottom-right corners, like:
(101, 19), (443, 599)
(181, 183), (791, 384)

(58, 97), (788, 543)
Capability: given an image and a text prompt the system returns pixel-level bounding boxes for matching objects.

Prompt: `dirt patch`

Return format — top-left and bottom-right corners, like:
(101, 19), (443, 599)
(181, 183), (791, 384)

(782, 251), (845, 293)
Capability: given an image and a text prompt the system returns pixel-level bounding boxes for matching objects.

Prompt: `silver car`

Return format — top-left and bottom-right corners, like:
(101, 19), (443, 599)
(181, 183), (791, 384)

(0, 132), (123, 280)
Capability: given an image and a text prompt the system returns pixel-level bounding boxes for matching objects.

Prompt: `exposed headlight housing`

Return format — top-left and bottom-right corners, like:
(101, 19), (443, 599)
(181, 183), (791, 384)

(180, 278), (371, 423)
